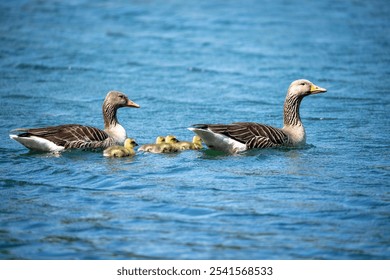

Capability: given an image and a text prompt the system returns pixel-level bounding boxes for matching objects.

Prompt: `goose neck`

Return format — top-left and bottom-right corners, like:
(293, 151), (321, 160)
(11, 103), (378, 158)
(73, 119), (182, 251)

(283, 94), (303, 127)
(103, 102), (119, 129)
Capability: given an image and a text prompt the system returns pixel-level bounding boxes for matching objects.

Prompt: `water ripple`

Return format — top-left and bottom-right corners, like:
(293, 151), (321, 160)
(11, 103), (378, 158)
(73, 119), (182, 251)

(0, 0), (389, 260)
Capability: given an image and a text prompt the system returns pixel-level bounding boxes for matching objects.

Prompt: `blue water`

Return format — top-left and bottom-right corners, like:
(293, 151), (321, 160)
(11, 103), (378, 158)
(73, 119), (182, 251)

(1, 0), (389, 260)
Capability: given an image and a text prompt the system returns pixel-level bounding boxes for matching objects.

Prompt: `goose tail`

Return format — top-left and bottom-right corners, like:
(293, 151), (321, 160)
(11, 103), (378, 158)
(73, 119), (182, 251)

(9, 134), (64, 152)
(188, 125), (247, 154)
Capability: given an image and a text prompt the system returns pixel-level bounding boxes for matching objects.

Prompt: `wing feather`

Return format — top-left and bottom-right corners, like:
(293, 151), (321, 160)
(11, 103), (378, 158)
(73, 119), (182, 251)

(17, 124), (111, 149)
(204, 122), (288, 149)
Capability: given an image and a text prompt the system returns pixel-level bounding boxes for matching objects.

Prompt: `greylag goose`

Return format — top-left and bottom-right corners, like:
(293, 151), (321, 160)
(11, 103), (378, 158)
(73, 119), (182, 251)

(9, 91), (140, 152)
(103, 138), (138, 157)
(189, 79), (326, 154)
(167, 135), (203, 150)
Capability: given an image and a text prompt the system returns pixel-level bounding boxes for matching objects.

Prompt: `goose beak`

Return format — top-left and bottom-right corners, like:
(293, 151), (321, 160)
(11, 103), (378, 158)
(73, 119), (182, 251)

(310, 84), (327, 94)
(126, 99), (140, 108)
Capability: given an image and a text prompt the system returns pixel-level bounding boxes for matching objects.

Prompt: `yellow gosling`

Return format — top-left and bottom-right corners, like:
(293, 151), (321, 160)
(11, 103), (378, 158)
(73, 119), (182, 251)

(152, 142), (179, 153)
(165, 135), (179, 144)
(138, 136), (165, 152)
(165, 135), (188, 150)
(103, 138), (138, 157)
(167, 135), (203, 150)
(138, 136), (179, 153)
(151, 135), (178, 153)
(191, 135), (203, 149)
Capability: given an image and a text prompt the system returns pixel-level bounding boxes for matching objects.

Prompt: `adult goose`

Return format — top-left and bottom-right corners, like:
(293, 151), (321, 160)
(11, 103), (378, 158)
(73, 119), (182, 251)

(189, 79), (326, 154)
(9, 91), (140, 152)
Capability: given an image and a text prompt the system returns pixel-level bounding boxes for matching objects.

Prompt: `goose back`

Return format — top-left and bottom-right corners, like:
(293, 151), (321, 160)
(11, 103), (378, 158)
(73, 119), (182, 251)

(193, 122), (288, 149)
(14, 124), (113, 150)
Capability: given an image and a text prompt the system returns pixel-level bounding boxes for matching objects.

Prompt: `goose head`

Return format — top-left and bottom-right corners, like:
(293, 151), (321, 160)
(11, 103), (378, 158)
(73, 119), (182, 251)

(124, 138), (138, 150)
(104, 91), (140, 109)
(287, 79), (327, 98)
(165, 135), (179, 144)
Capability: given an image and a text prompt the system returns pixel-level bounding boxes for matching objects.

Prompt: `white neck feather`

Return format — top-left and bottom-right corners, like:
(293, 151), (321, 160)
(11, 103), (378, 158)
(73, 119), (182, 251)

(105, 124), (127, 145)
(282, 123), (306, 146)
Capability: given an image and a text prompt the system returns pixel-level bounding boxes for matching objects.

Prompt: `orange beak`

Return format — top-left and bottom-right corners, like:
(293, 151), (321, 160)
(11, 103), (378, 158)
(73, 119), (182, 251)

(310, 84), (327, 94)
(126, 99), (140, 108)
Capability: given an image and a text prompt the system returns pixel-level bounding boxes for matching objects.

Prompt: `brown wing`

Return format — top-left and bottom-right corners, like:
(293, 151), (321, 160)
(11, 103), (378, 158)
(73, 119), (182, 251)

(16, 124), (111, 149)
(193, 122), (288, 149)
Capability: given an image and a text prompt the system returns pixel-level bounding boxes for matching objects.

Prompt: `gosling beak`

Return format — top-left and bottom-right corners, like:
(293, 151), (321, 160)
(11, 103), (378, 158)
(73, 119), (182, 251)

(133, 142), (139, 147)
(126, 99), (140, 108)
(310, 84), (327, 94)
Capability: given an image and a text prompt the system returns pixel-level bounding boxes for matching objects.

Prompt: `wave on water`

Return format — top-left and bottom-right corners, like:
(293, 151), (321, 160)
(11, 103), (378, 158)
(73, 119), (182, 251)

(14, 63), (91, 72)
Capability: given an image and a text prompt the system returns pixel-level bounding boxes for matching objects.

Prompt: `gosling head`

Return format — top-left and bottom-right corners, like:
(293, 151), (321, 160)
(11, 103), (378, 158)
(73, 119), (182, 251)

(192, 135), (202, 144)
(165, 135), (179, 144)
(192, 135), (203, 149)
(287, 79), (327, 98)
(124, 138), (138, 149)
(156, 136), (165, 144)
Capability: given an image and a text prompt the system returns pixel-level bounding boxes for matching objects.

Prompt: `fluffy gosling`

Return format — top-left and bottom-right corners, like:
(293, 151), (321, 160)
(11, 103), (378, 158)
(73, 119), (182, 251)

(138, 136), (165, 152)
(166, 135), (203, 150)
(103, 138), (138, 157)
(138, 136), (179, 153)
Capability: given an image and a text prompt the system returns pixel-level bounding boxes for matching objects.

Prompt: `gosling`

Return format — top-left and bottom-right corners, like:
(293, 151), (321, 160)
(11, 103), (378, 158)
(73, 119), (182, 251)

(138, 136), (179, 153)
(103, 138), (138, 157)
(138, 136), (165, 152)
(166, 135), (203, 150)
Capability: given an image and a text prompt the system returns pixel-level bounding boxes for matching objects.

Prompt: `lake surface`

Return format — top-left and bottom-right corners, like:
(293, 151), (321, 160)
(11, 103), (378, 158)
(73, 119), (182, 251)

(0, 0), (389, 259)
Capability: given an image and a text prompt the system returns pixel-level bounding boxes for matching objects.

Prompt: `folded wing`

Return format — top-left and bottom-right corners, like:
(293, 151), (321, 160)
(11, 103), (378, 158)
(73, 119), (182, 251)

(194, 122), (288, 149)
(14, 124), (111, 149)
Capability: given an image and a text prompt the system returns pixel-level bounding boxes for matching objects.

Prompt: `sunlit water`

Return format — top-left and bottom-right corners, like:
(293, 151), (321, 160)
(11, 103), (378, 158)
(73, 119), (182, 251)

(0, 0), (389, 259)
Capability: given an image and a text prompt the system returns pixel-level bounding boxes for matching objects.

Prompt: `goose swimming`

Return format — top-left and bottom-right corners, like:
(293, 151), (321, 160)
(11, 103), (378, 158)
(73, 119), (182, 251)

(103, 138), (138, 157)
(10, 91), (140, 152)
(189, 79), (326, 154)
